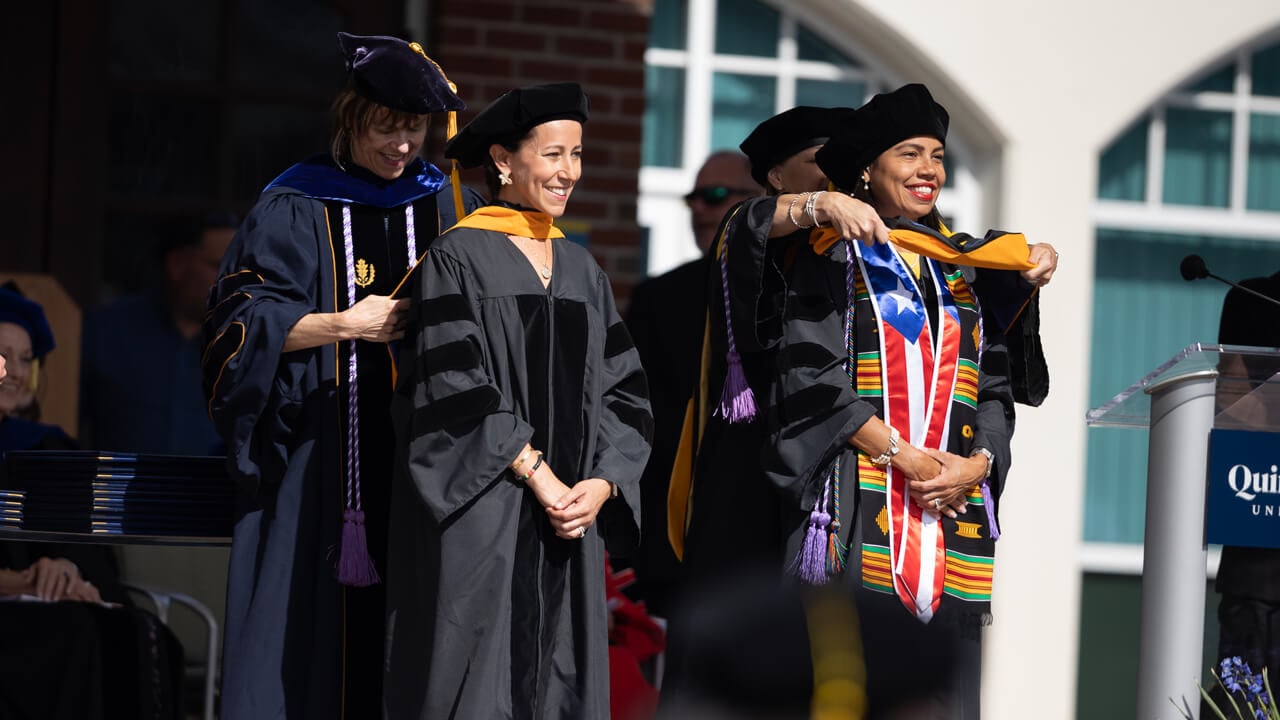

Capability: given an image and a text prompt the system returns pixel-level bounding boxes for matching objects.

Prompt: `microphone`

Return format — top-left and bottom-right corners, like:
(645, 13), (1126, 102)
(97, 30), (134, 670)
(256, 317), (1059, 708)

(1180, 254), (1280, 307)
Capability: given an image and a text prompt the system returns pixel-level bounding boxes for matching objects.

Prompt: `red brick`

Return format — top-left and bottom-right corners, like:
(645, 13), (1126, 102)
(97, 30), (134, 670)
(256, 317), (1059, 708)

(486, 29), (549, 52)
(518, 59), (586, 83)
(444, 50), (514, 78)
(585, 8), (649, 34)
(444, 1), (518, 22)
(622, 39), (648, 62)
(586, 119), (641, 142)
(619, 94), (646, 116)
(555, 35), (616, 59)
(586, 66), (644, 87)
(524, 4), (584, 26)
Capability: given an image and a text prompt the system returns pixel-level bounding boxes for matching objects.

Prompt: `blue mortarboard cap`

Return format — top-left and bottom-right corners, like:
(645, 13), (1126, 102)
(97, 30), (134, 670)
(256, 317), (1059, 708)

(338, 32), (465, 115)
(816, 83), (949, 192)
(444, 83), (589, 169)
(0, 287), (54, 359)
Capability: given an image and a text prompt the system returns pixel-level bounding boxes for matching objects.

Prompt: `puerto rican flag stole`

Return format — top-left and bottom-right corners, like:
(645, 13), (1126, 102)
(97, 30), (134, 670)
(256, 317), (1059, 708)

(849, 240), (995, 623)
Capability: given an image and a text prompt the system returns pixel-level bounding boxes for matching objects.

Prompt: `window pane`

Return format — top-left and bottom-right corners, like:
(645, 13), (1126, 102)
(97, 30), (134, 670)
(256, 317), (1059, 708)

(1098, 121), (1148, 201)
(795, 79), (864, 109)
(643, 66), (685, 167)
(1085, 229), (1280, 543)
(1186, 64), (1235, 93)
(714, 0), (778, 57)
(711, 73), (776, 151)
(1248, 113), (1280, 212)
(650, 0), (687, 50)
(1163, 108), (1231, 207)
(796, 24), (859, 66)
(1252, 42), (1280, 97)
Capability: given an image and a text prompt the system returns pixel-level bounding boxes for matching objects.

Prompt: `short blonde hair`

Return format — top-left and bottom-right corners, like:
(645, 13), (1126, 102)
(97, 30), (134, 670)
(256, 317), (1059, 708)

(330, 87), (430, 167)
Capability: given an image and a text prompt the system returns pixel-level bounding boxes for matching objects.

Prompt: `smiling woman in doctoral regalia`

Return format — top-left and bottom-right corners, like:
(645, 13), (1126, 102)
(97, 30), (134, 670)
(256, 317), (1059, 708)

(201, 32), (482, 719)
(383, 82), (652, 719)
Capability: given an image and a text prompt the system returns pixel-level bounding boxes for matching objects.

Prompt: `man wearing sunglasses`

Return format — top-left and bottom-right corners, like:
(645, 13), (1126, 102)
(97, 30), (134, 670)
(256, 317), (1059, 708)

(621, 151), (761, 618)
(683, 152), (762, 255)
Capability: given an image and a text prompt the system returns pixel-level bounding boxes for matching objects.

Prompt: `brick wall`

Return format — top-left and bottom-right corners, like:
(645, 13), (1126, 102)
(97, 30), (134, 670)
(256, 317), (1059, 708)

(426, 0), (650, 302)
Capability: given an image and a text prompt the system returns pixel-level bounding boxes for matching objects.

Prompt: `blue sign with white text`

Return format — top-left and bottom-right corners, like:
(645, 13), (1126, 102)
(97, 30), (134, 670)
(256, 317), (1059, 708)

(1206, 428), (1280, 549)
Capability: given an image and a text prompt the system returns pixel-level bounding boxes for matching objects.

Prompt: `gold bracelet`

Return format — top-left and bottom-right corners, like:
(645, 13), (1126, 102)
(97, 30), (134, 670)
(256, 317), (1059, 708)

(511, 447), (533, 474)
(523, 453), (544, 481)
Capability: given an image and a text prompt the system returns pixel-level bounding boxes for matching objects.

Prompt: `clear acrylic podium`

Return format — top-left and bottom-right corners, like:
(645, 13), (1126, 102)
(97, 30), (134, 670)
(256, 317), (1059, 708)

(1087, 344), (1280, 719)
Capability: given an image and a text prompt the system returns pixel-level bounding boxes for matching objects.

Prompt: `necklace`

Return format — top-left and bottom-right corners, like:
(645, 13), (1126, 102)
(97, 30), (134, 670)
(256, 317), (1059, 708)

(539, 238), (552, 279)
(513, 235), (552, 280)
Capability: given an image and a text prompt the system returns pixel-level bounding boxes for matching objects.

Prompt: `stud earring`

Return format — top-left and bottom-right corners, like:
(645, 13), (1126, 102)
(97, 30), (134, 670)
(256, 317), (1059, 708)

(499, 170), (512, 186)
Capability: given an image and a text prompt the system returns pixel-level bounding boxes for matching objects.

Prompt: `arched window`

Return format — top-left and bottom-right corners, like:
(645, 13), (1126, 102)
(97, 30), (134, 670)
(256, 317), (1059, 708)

(1086, 36), (1280, 549)
(638, 0), (985, 274)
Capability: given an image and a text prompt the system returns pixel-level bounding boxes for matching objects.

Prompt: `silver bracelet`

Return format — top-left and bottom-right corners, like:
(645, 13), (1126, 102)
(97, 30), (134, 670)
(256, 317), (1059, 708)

(804, 190), (826, 227)
(870, 426), (900, 466)
(787, 193), (813, 229)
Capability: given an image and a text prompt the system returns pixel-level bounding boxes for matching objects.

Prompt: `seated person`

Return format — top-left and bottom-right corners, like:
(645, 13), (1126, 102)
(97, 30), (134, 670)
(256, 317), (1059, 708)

(0, 286), (185, 720)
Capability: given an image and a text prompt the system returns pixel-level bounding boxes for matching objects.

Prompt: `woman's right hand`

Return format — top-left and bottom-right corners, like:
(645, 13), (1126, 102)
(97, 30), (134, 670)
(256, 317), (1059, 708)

(342, 295), (410, 342)
(815, 193), (889, 246)
(525, 465), (573, 512)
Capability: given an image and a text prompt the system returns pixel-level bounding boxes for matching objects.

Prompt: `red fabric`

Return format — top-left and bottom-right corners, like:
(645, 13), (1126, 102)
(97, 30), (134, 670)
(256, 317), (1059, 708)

(605, 556), (665, 720)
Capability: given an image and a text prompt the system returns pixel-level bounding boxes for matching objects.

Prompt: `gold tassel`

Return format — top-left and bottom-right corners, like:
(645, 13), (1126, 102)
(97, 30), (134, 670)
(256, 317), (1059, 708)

(446, 88), (465, 225)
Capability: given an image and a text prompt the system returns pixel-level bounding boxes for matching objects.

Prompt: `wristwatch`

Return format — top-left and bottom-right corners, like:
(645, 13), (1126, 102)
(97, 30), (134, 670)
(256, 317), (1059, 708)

(970, 447), (995, 478)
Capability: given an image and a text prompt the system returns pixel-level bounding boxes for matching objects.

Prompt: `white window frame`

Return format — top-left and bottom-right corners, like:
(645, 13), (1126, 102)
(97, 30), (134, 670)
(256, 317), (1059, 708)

(1084, 35), (1280, 574)
(639, 0), (984, 275)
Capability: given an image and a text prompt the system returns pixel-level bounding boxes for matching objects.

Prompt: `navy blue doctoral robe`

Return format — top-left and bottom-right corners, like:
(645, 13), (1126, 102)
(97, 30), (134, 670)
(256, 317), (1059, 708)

(202, 156), (481, 720)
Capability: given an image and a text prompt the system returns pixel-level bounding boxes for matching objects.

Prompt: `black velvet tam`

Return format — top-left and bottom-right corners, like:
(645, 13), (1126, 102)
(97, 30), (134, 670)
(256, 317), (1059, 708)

(444, 83), (589, 169)
(337, 32), (464, 115)
(0, 287), (54, 359)
(738, 106), (856, 187)
(815, 83), (949, 192)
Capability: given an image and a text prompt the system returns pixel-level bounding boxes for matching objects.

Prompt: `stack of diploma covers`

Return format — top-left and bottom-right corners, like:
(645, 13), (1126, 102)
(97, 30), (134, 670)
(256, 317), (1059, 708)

(0, 451), (234, 539)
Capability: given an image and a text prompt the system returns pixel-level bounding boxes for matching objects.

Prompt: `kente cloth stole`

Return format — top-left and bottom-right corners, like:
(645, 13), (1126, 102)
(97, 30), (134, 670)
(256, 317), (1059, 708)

(848, 240), (995, 622)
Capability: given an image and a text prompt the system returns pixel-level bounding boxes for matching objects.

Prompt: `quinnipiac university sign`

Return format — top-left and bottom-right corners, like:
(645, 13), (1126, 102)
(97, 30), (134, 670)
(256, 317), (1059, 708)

(1206, 428), (1280, 549)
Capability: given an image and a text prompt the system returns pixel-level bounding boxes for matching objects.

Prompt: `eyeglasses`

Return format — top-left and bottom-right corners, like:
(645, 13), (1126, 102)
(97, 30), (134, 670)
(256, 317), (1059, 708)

(683, 186), (756, 206)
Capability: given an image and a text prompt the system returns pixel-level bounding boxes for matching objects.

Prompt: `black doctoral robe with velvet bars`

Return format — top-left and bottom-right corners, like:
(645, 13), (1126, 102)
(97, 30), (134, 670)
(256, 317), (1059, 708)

(384, 222), (651, 720)
(202, 156), (479, 720)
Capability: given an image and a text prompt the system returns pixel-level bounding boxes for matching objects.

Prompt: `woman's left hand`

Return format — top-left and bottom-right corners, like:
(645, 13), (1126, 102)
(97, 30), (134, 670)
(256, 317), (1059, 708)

(545, 478), (613, 540)
(908, 449), (988, 519)
(1022, 242), (1059, 287)
(28, 556), (80, 601)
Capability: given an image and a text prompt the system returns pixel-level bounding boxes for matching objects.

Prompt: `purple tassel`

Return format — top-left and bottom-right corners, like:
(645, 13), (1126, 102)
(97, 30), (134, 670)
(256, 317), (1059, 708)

(338, 510), (381, 587)
(715, 225), (758, 424)
(981, 480), (1001, 540)
(717, 350), (758, 423)
(789, 509), (833, 585)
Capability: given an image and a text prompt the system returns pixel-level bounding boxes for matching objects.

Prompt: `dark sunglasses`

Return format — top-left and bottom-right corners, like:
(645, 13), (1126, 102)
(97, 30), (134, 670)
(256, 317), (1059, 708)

(683, 185), (756, 206)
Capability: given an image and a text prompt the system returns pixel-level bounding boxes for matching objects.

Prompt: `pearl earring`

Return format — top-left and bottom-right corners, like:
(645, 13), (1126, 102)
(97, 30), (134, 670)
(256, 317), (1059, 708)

(499, 170), (512, 186)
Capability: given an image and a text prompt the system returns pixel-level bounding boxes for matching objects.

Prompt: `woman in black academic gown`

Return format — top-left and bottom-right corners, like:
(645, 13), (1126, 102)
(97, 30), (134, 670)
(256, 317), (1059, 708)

(768, 83), (1035, 719)
(201, 33), (480, 719)
(384, 82), (652, 719)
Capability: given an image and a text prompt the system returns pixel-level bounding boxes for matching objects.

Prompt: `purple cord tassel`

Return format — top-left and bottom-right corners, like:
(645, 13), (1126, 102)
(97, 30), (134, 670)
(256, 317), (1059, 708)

(790, 508), (833, 585)
(338, 510), (381, 587)
(717, 350), (757, 423)
(715, 226), (758, 423)
(981, 480), (1001, 540)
